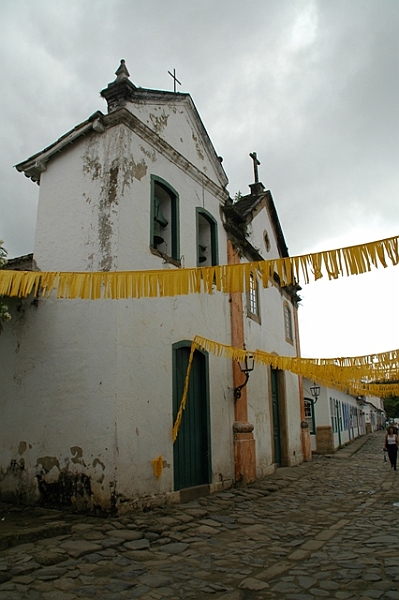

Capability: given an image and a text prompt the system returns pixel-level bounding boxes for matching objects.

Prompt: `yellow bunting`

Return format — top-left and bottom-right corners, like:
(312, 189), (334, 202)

(192, 335), (399, 399)
(172, 336), (399, 442)
(0, 235), (397, 300)
(151, 455), (164, 479)
(172, 343), (196, 443)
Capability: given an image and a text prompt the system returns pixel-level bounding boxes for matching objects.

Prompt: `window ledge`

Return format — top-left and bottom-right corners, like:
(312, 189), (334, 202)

(150, 247), (181, 268)
(247, 311), (261, 325)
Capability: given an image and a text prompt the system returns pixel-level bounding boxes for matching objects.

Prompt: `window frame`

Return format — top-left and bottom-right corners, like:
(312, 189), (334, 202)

(283, 302), (294, 344)
(304, 398), (316, 435)
(246, 271), (261, 324)
(330, 397), (337, 432)
(150, 175), (180, 262)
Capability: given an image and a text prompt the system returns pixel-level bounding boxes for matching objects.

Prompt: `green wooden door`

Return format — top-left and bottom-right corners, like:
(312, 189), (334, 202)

(271, 368), (282, 466)
(173, 344), (211, 491)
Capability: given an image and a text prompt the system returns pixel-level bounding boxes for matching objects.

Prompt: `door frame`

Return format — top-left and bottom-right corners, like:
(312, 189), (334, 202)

(270, 367), (282, 467)
(172, 340), (212, 491)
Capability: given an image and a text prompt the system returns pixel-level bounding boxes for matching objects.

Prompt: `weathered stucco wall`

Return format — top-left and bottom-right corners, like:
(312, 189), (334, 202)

(243, 206), (303, 473)
(1, 90), (308, 511)
(114, 294), (233, 509)
(0, 295), (118, 511)
(125, 99), (223, 187)
(1, 103), (235, 512)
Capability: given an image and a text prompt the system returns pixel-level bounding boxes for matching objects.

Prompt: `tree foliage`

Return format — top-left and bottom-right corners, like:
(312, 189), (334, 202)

(383, 396), (399, 419)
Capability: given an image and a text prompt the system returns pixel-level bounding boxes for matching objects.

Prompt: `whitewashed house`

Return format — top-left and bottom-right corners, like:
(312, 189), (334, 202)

(0, 61), (304, 512)
(303, 378), (383, 453)
(359, 397), (385, 433)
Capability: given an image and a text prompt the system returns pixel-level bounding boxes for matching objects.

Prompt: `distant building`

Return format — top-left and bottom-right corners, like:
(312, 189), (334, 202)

(303, 378), (384, 453)
(0, 61), (305, 512)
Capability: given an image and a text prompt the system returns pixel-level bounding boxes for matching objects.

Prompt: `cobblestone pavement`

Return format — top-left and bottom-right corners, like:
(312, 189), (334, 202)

(1, 431), (398, 600)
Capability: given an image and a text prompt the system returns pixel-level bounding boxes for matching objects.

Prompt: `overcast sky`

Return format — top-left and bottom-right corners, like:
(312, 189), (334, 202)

(0, 0), (398, 358)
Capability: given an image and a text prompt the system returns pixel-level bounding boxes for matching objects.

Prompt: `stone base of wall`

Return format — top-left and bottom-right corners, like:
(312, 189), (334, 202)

(285, 453), (304, 467)
(117, 479), (234, 515)
(257, 463), (277, 479)
(315, 426), (334, 454)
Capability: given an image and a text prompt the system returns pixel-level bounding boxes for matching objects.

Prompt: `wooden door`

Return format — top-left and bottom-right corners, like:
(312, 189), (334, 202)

(173, 343), (211, 490)
(271, 368), (282, 466)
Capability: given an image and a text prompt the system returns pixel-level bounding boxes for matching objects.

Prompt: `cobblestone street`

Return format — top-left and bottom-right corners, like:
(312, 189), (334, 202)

(0, 431), (398, 600)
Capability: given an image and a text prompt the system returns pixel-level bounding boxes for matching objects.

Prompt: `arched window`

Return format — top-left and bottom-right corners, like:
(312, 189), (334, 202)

(150, 176), (180, 261)
(196, 208), (218, 267)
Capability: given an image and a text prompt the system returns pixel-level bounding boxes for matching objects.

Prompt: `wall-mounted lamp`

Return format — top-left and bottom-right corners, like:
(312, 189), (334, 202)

(234, 355), (255, 402)
(309, 383), (320, 404)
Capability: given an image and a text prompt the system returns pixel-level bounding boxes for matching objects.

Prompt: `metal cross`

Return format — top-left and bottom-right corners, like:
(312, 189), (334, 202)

(249, 152), (261, 183)
(168, 68), (181, 93)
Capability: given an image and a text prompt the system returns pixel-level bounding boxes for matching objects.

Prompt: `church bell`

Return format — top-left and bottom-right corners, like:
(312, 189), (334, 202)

(199, 245), (207, 263)
(153, 197), (168, 247)
(153, 221), (165, 247)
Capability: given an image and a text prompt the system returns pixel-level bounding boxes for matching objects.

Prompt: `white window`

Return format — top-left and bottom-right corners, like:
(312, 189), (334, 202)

(304, 399), (315, 434)
(283, 303), (293, 343)
(247, 272), (260, 322)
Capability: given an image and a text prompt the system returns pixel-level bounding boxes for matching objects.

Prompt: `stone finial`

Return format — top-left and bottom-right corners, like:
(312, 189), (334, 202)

(115, 59), (130, 82)
(101, 59), (136, 113)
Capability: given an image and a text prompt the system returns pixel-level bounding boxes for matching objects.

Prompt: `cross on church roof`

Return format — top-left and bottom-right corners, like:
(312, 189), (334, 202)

(168, 68), (181, 93)
(249, 152), (261, 184)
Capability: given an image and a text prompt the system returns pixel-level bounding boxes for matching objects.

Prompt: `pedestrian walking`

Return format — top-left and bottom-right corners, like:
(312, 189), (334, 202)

(383, 426), (398, 471)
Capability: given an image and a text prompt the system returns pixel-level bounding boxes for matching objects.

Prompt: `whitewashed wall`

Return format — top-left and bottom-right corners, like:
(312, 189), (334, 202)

(244, 205), (302, 472)
(125, 99), (224, 187)
(0, 296), (118, 509)
(303, 378), (378, 452)
(1, 101), (235, 510)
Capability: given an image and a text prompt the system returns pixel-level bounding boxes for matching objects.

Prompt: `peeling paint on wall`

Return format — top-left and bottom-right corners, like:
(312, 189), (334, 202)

(18, 441), (27, 455)
(140, 146), (157, 163)
(0, 459), (38, 505)
(192, 132), (205, 161)
(149, 110), (169, 134)
(70, 446), (85, 466)
(108, 165), (119, 204)
(36, 469), (93, 510)
(119, 156), (147, 192)
(37, 456), (60, 473)
(97, 158), (118, 271)
(0, 442), (113, 512)
(81, 128), (150, 270)
(82, 141), (102, 181)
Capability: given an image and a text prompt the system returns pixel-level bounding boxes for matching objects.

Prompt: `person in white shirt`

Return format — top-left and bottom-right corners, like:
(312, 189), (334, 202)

(384, 426), (398, 471)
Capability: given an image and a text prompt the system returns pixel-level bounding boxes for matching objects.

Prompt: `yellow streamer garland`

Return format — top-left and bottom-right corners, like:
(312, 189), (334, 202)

(171, 336), (399, 442)
(172, 344), (196, 443)
(1, 235), (398, 300)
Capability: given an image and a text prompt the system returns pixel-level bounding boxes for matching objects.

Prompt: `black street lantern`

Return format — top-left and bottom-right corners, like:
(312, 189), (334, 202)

(309, 383), (321, 403)
(234, 355), (255, 402)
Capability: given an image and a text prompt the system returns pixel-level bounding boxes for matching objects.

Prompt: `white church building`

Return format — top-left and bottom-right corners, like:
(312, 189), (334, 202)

(0, 61), (306, 513)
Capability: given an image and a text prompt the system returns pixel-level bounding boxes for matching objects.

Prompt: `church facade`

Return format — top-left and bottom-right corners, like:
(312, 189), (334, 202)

(0, 61), (306, 512)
